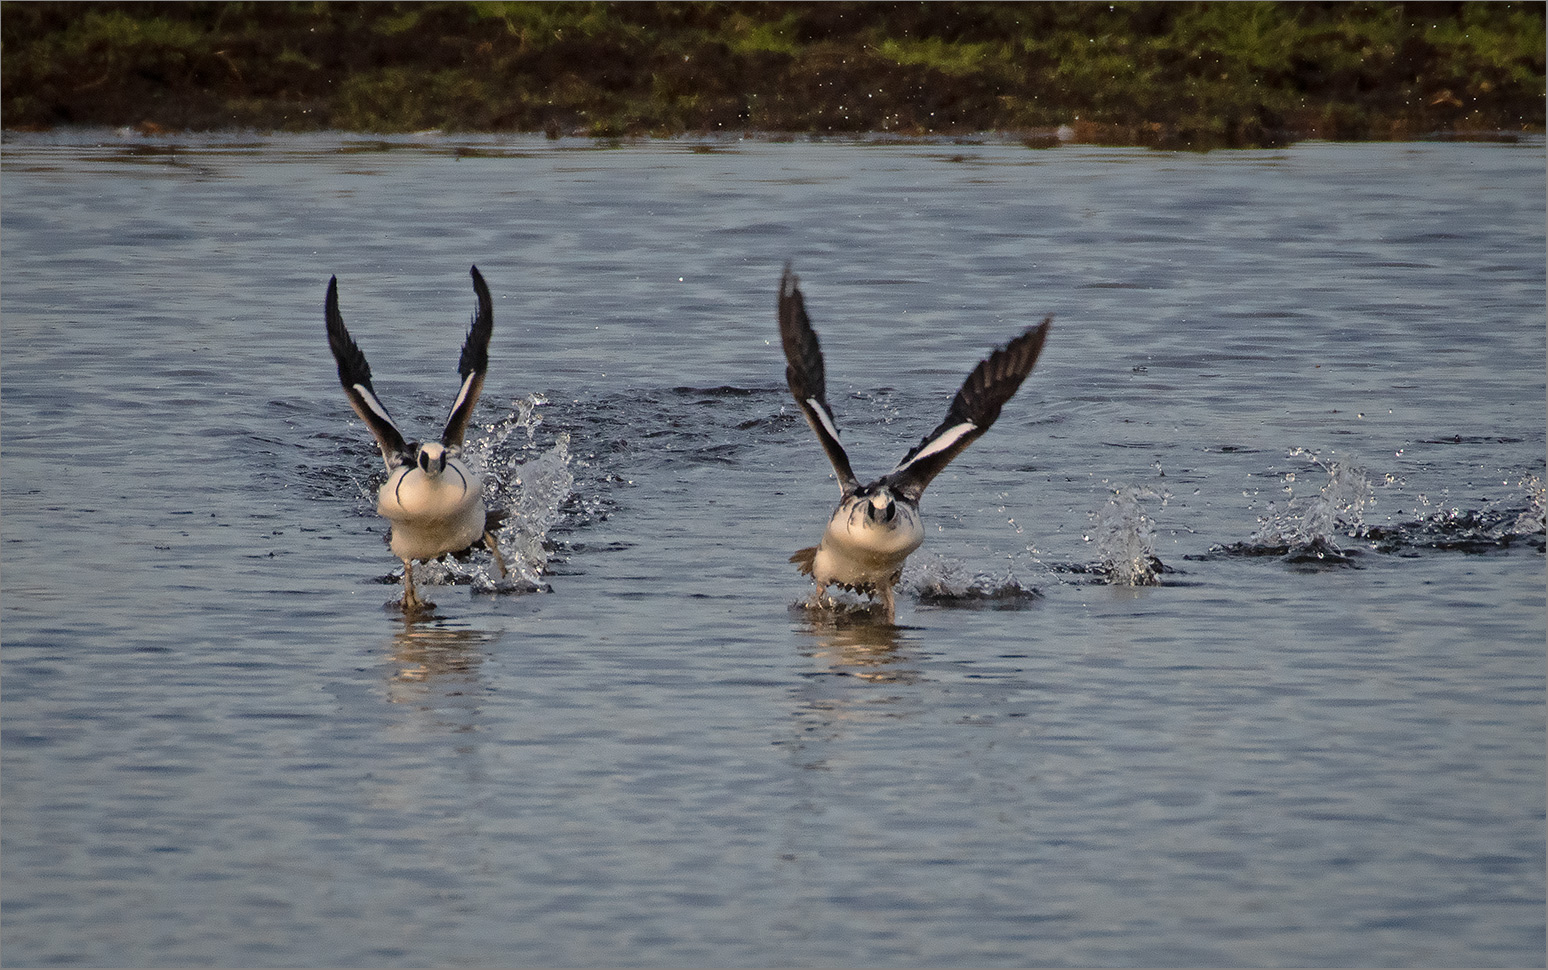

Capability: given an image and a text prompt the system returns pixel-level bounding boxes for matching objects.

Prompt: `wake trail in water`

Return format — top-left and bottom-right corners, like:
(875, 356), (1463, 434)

(1366, 472), (1546, 554)
(1242, 450), (1372, 564)
(901, 550), (1042, 607)
(896, 485), (1171, 603)
(1207, 451), (1545, 565)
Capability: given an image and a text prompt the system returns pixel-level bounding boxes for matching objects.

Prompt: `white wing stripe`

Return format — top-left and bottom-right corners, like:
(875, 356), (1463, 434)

(807, 396), (842, 443)
(354, 383), (398, 427)
(895, 421), (977, 472)
(449, 373), (476, 419)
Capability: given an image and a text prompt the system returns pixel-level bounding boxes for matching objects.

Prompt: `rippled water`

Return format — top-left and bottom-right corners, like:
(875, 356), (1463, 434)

(3, 131), (1544, 967)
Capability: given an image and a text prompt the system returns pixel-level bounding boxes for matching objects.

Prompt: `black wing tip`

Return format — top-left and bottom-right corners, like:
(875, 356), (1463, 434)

(324, 275), (370, 382)
(982, 317), (1052, 382)
(779, 266), (803, 309)
(1003, 317), (1052, 371)
(777, 268), (824, 402)
(781, 261), (799, 292)
(469, 264), (493, 318)
(457, 264), (495, 379)
(469, 266), (493, 321)
(1001, 316), (1052, 351)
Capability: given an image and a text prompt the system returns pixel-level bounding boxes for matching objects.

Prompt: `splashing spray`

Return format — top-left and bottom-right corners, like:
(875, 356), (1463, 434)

(1092, 485), (1166, 585)
(1251, 450), (1371, 561)
(439, 393), (576, 591)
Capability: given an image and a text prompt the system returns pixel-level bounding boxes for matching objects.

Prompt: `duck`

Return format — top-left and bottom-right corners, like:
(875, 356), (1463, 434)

(325, 266), (507, 612)
(777, 264), (1051, 622)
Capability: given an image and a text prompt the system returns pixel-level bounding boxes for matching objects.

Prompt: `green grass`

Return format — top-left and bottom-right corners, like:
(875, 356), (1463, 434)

(2, 1), (1542, 145)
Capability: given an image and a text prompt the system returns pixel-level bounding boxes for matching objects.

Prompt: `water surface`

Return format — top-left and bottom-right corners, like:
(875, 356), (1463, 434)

(3, 131), (1544, 967)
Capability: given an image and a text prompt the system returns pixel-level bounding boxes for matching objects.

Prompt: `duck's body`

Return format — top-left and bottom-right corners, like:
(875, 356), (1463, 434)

(777, 264), (1051, 622)
(325, 267), (507, 612)
(792, 486), (925, 618)
(378, 446), (486, 564)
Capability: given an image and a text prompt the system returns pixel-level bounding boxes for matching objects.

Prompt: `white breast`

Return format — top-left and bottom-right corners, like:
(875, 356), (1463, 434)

(812, 500), (925, 590)
(377, 458), (486, 562)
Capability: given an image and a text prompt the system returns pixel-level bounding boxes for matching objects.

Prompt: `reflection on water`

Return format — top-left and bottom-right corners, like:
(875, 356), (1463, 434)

(791, 608), (914, 683)
(385, 620), (495, 690)
(783, 613), (921, 782)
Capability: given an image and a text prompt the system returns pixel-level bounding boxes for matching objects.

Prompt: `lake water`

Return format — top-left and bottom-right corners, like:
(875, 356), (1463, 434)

(2, 130), (1544, 967)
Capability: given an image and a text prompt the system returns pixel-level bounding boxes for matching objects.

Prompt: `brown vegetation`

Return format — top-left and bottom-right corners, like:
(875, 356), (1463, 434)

(3, 2), (1543, 146)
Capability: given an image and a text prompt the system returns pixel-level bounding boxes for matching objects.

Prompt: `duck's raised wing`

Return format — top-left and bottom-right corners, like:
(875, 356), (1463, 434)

(883, 319), (1051, 502)
(441, 265), (494, 449)
(778, 264), (858, 496)
(326, 276), (412, 469)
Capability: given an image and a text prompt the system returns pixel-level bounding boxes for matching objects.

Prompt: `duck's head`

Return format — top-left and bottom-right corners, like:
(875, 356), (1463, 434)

(856, 484), (898, 525)
(415, 442), (448, 477)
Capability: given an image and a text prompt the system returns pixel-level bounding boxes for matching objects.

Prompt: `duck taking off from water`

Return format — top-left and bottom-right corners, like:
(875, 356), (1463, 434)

(777, 264), (1051, 622)
(325, 266), (507, 612)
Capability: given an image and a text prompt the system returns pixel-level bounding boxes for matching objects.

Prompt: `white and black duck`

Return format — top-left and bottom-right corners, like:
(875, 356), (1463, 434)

(325, 266), (507, 612)
(777, 264), (1051, 622)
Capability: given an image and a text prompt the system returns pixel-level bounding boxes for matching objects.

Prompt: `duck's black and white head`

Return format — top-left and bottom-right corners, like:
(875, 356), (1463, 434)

(830, 481), (923, 560)
(854, 483), (901, 525)
(415, 442), (449, 477)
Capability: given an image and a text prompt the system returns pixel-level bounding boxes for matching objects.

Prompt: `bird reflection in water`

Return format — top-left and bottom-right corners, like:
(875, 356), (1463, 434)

(386, 618), (496, 689)
(792, 608), (922, 685)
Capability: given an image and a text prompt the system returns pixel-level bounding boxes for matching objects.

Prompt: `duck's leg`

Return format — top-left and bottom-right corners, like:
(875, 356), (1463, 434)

(483, 531), (509, 578)
(877, 583), (896, 624)
(806, 581), (829, 610)
(401, 559), (422, 611)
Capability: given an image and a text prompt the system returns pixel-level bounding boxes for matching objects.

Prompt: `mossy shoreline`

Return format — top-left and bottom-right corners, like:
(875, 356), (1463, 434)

(4, 2), (1543, 149)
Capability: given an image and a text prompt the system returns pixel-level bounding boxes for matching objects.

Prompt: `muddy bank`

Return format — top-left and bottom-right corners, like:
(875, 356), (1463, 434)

(3, 2), (1543, 147)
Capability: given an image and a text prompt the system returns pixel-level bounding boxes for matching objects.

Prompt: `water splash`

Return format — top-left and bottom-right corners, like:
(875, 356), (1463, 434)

(497, 431), (575, 587)
(900, 550), (1041, 607)
(1088, 485), (1167, 585)
(420, 393), (575, 592)
(1367, 472), (1547, 553)
(1243, 451), (1372, 564)
(1511, 474), (1547, 537)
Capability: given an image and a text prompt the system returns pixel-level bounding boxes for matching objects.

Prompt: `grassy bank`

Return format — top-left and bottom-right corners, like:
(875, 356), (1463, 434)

(3, 2), (1543, 146)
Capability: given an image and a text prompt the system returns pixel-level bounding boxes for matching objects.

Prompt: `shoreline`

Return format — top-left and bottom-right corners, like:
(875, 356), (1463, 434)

(4, 124), (1539, 153)
(4, 2), (1542, 149)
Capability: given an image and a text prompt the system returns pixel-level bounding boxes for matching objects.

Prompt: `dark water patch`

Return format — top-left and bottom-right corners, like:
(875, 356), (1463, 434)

(1201, 537), (1364, 568)
(1419, 434), (1526, 446)
(1367, 507), (1548, 555)
(914, 585), (1042, 610)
